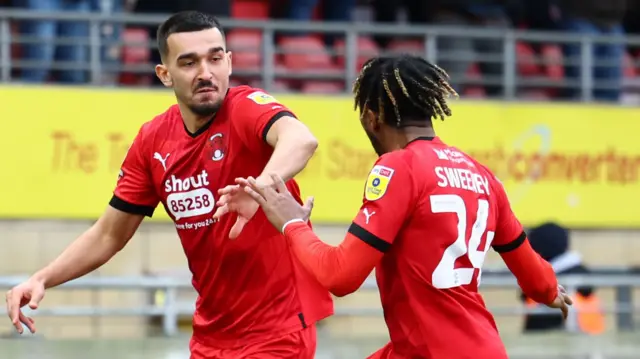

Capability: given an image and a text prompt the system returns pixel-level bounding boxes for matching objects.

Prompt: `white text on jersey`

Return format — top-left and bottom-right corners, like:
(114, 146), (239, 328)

(435, 167), (490, 195)
(165, 170), (210, 193)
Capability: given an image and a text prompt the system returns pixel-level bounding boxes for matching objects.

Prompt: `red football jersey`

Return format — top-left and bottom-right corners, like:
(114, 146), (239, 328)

(350, 136), (524, 358)
(111, 86), (333, 348)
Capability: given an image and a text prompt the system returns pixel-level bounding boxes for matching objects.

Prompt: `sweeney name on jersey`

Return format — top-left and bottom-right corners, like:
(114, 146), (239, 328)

(433, 147), (489, 195)
(435, 167), (489, 195)
(164, 170), (216, 230)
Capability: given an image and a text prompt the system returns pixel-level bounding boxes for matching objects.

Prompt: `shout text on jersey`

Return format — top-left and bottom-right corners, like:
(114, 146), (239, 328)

(164, 169), (216, 230)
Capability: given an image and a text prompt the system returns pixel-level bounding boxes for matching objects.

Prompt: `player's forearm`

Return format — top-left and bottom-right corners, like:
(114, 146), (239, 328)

(500, 239), (558, 304)
(259, 132), (317, 184)
(284, 222), (379, 297)
(32, 224), (123, 289)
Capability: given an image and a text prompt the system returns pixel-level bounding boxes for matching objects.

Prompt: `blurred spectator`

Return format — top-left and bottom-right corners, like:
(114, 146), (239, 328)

(426, 0), (524, 96)
(280, 0), (356, 44)
(623, 0), (640, 54)
(17, 0), (93, 84)
(92, 0), (124, 85)
(133, 0), (230, 86)
(521, 222), (604, 334)
(285, 0), (355, 24)
(522, 0), (558, 30)
(555, 0), (627, 102)
(371, 0), (430, 48)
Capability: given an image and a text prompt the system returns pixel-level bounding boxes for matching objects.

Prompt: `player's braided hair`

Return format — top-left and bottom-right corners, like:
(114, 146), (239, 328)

(353, 55), (458, 127)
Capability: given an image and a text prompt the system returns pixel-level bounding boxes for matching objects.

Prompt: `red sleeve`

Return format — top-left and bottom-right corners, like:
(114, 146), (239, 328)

(280, 153), (415, 296)
(489, 176), (558, 304)
(109, 125), (159, 217)
(490, 176), (526, 250)
(500, 240), (558, 305)
(348, 152), (415, 252)
(284, 222), (383, 297)
(233, 88), (297, 152)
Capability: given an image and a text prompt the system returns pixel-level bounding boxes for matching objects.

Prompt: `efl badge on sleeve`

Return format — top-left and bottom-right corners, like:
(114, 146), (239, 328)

(365, 165), (395, 201)
(247, 91), (277, 105)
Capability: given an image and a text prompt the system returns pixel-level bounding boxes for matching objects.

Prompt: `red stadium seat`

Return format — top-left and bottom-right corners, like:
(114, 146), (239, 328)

(232, 0), (269, 19)
(120, 28), (151, 85)
(520, 90), (551, 100)
(228, 30), (262, 72)
(279, 36), (339, 73)
(462, 63), (486, 98)
(516, 42), (541, 76)
(10, 22), (21, 60)
(250, 80), (293, 92)
(541, 45), (564, 80)
(121, 28), (150, 64)
(623, 52), (637, 78)
(301, 81), (344, 94)
(386, 39), (425, 56)
(334, 36), (379, 71)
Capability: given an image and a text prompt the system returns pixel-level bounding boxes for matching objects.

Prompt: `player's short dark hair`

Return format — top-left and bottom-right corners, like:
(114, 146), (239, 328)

(353, 55), (458, 127)
(157, 11), (225, 60)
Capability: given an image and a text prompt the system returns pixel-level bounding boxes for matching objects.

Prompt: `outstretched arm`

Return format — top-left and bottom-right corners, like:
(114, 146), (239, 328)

(284, 222), (383, 297)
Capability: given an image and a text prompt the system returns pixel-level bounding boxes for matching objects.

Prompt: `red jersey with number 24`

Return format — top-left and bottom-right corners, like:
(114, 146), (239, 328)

(110, 86), (332, 349)
(350, 136), (523, 358)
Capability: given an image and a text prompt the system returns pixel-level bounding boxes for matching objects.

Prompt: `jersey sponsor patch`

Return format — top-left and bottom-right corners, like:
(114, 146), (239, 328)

(247, 91), (277, 105)
(365, 165), (395, 201)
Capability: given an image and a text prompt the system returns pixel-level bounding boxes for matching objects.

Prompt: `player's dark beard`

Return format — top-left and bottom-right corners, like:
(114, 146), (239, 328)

(189, 101), (222, 117)
(365, 129), (386, 156)
(188, 80), (222, 116)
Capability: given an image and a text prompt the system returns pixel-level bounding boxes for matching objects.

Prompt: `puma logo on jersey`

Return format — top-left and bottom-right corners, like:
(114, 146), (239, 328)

(363, 208), (376, 224)
(154, 152), (170, 171)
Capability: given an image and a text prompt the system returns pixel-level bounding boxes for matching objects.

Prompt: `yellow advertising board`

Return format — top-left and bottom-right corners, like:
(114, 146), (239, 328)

(0, 85), (638, 228)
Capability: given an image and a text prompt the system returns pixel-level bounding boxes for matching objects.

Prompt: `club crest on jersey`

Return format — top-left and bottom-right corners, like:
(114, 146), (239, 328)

(365, 165), (394, 201)
(247, 91), (277, 105)
(208, 133), (226, 161)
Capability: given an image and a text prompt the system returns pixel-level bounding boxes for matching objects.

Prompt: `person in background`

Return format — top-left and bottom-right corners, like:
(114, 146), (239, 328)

(425, 0), (524, 96)
(286, 0), (355, 25)
(555, 0), (627, 102)
(17, 0), (93, 84)
(521, 222), (604, 334)
(370, 0), (430, 48)
(623, 0), (640, 56)
(522, 0), (558, 31)
(91, 0), (124, 85)
(275, 0), (355, 46)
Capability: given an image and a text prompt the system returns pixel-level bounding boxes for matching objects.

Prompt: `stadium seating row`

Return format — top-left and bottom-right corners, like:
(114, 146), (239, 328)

(120, 27), (640, 97)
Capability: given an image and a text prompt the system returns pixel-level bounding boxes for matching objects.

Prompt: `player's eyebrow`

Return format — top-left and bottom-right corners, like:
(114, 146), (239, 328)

(176, 46), (225, 62)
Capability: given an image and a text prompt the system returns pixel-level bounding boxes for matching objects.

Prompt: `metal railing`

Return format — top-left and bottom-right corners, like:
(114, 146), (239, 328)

(1, 9), (640, 102)
(0, 272), (637, 336)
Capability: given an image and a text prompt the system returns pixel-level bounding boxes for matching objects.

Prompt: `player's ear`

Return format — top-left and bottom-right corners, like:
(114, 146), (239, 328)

(226, 51), (233, 76)
(155, 64), (173, 88)
(364, 108), (380, 131)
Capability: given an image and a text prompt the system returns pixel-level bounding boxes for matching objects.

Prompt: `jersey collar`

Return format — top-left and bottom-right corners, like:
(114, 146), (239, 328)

(404, 136), (441, 148)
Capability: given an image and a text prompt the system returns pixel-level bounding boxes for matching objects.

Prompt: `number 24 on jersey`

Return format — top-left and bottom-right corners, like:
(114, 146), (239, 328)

(431, 194), (495, 289)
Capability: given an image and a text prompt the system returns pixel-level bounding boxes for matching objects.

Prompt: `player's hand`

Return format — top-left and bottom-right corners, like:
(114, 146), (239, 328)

(5, 277), (45, 334)
(545, 285), (573, 319)
(214, 185), (260, 239)
(237, 173), (314, 232)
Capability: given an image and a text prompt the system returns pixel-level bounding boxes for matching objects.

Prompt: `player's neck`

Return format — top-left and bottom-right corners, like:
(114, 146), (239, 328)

(399, 126), (436, 146)
(181, 109), (215, 134)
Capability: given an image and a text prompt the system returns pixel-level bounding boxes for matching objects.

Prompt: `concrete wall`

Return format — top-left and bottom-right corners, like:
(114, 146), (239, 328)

(0, 220), (638, 339)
